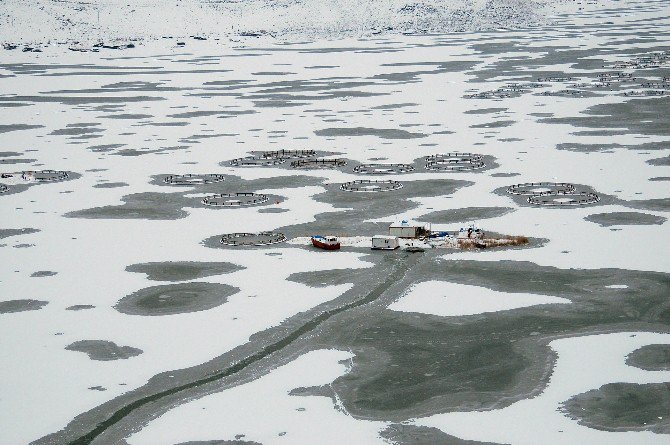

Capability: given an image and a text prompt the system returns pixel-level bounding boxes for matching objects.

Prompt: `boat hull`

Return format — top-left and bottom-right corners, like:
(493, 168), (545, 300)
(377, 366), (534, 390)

(311, 238), (341, 250)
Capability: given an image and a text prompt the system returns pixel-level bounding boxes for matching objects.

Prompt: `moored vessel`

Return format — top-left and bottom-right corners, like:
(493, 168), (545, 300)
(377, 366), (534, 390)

(311, 235), (341, 250)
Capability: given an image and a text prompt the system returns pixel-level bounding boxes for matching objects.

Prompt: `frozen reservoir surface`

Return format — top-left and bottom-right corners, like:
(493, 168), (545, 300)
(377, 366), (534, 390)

(0, 0), (668, 444)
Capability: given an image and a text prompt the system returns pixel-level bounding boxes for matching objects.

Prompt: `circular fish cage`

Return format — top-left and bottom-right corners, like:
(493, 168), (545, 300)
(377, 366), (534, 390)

(507, 182), (576, 196)
(0, 184), (8, 193)
(353, 163), (415, 174)
(163, 174), (226, 185)
(220, 231), (287, 246)
(22, 170), (69, 182)
(340, 179), (404, 192)
(537, 76), (575, 82)
(425, 153), (485, 171)
(202, 192), (269, 207)
(291, 158), (347, 169)
(260, 149), (316, 159)
(527, 192), (600, 206)
(229, 156), (286, 167)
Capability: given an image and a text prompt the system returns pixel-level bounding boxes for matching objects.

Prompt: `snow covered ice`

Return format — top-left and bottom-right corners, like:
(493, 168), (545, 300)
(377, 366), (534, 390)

(0, 0), (669, 444)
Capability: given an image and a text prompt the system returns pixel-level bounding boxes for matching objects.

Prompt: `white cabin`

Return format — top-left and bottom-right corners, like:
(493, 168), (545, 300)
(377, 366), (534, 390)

(389, 220), (428, 238)
(372, 235), (400, 250)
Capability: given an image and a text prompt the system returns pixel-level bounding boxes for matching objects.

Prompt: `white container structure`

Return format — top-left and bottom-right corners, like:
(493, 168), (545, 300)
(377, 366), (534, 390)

(389, 220), (430, 238)
(371, 235), (400, 250)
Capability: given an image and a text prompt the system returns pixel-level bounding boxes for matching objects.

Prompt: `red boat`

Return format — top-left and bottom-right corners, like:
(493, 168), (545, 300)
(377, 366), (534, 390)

(311, 235), (341, 250)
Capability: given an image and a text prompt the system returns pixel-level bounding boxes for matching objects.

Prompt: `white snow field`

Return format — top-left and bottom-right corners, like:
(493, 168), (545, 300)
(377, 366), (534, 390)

(388, 280), (570, 317)
(0, 0), (668, 443)
(128, 349), (390, 445)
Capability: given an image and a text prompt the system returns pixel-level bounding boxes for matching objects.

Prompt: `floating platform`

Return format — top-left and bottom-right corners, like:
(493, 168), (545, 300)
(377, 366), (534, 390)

(163, 174), (225, 185)
(507, 182), (576, 196)
(229, 156), (285, 167)
(290, 158), (346, 169)
(220, 232), (287, 246)
(506, 182), (600, 206)
(353, 163), (414, 174)
(23, 170), (70, 182)
(202, 192), (269, 207)
(260, 149), (316, 159)
(425, 153), (485, 171)
(340, 179), (403, 193)
(528, 192), (600, 206)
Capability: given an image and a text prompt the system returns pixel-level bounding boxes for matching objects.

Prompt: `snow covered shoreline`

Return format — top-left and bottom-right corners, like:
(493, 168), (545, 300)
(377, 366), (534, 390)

(0, 0), (580, 48)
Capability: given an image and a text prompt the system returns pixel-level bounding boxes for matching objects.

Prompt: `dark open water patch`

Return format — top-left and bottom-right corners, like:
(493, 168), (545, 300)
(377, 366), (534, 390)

(0, 95), (165, 105)
(50, 126), (104, 136)
(179, 132), (239, 144)
(66, 305), (96, 311)
(647, 155), (670, 166)
(0, 151), (23, 157)
(558, 141), (668, 153)
(0, 102), (32, 108)
(65, 340), (143, 361)
(308, 259), (670, 420)
(464, 107), (507, 115)
(0, 299), (48, 313)
(625, 197), (670, 212)
(252, 71), (296, 76)
(314, 127), (428, 139)
(0, 228), (39, 239)
(539, 98), (670, 137)
(570, 129), (628, 136)
(371, 102), (419, 110)
(585, 212), (666, 227)
(46, 81), (186, 94)
(134, 121), (189, 127)
(470, 120), (515, 129)
(288, 267), (375, 288)
(381, 424), (503, 445)
(115, 282), (239, 316)
(490, 172), (520, 177)
(126, 261), (244, 282)
(39, 69), (233, 78)
(65, 192), (191, 220)
(93, 182), (129, 189)
(0, 156), (36, 164)
(257, 207), (289, 213)
(166, 110), (255, 119)
(112, 146), (189, 157)
(626, 344), (670, 371)
(417, 207), (514, 224)
(30, 270), (57, 277)
(97, 113), (154, 120)
(88, 144), (126, 152)
(67, 174), (317, 220)
(561, 383), (670, 434)
(0, 124), (44, 133)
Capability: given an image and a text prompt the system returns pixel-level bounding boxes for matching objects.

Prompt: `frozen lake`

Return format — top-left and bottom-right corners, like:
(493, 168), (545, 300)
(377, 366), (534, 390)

(0, 0), (669, 444)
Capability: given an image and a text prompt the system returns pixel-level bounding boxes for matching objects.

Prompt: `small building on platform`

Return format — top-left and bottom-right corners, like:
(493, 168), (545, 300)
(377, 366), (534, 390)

(389, 220), (429, 238)
(372, 235), (400, 250)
